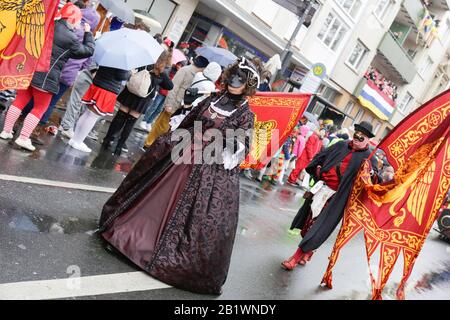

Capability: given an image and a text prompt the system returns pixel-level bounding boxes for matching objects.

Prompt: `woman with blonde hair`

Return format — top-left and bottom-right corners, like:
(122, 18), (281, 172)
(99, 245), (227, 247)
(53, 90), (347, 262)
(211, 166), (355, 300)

(101, 50), (174, 155)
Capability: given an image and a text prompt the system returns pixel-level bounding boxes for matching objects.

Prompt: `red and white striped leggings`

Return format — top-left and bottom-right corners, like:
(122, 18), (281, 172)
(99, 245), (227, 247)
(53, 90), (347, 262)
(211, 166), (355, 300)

(2, 87), (53, 139)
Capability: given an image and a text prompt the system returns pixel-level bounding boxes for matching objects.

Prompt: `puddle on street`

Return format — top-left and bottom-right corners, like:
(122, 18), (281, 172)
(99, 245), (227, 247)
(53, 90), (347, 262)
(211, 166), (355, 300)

(334, 261), (450, 300)
(413, 262), (450, 292)
(5, 210), (98, 235)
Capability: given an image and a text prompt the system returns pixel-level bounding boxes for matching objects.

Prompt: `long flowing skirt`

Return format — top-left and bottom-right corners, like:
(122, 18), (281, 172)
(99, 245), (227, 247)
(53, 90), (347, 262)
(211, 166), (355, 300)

(101, 159), (240, 295)
(102, 162), (192, 269)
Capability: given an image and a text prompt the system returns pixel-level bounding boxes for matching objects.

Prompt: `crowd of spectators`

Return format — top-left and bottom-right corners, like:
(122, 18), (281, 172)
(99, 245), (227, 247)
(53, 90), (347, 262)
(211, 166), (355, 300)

(364, 66), (398, 101)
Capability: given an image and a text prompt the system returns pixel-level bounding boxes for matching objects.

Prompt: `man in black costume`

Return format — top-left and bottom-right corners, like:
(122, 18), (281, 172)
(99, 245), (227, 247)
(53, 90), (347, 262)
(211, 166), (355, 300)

(282, 121), (378, 270)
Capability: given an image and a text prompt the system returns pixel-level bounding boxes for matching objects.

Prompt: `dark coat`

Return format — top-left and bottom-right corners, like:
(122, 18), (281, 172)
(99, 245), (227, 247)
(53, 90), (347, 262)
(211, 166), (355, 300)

(291, 141), (376, 252)
(60, 7), (100, 86)
(31, 20), (95, 94)
(92, 66), (131, 94)
(99, 96), (254, 294)
(117, 66), (174, 114)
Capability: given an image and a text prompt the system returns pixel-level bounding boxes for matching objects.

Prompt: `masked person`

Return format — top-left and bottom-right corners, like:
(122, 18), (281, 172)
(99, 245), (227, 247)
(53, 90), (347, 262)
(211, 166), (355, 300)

(282, 122), (378, 269)
(0, 3), (95, 151)
(98, 57), (263, 295)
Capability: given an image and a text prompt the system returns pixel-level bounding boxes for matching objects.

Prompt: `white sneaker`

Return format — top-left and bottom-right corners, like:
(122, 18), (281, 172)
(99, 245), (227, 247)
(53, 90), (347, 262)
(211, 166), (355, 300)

(15, 137), (36, 151)
(139, 121), (148, 131)
(60, 128), (74, 139)
(68, 139), (92, 153)
(146, 123), (152, 132)
(0, 131), (13, 140)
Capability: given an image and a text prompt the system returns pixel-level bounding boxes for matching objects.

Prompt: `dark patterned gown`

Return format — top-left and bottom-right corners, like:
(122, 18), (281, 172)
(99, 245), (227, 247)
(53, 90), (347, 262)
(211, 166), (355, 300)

(98, 95), (254, 295)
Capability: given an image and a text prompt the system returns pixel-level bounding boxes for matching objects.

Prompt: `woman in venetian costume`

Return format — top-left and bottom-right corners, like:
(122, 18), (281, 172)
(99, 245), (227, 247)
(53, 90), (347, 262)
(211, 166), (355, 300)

(98, 57), (262, 295)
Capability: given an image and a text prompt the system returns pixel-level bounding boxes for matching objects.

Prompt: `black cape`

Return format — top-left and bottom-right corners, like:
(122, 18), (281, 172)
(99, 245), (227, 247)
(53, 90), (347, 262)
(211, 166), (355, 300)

(290, 141), (376, 252)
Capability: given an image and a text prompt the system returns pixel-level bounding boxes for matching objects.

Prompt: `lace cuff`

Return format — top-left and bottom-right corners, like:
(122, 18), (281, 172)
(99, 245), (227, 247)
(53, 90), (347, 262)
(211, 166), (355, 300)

(222, 142), (245, 170)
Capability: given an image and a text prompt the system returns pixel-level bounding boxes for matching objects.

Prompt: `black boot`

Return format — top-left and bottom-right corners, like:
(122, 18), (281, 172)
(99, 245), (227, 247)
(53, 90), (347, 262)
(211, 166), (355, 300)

(102, 110), (128, 150)
(114, 115), (137, 156)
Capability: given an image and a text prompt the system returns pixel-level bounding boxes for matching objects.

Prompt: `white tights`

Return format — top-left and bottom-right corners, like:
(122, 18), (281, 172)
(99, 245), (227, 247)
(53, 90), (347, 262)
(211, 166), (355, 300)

(72, 109), (101, 144)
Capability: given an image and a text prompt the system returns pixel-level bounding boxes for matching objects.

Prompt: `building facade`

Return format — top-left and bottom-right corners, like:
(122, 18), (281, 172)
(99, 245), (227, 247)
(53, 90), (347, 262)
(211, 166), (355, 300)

(121, 0), (450, 141)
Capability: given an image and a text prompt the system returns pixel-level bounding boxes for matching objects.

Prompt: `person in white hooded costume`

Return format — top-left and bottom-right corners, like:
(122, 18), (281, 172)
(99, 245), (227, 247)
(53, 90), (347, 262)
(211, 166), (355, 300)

(169, 62), (222, 131)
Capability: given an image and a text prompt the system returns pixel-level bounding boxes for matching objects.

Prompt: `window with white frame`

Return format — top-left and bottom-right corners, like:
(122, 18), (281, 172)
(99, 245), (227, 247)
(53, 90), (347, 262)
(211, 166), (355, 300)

(335, 0), (363, 18)
(374, 0), (393, 22)
(418, 56), (434, 76)
(397, 92), (413, 113)
(365, 114), (374, 124)
(347, 40), (369, 69)
(311, 102), (326, 116)
(344, 101), (355, 115)
(317, 12), (349, 51)
(322, 87), (340, 103)
(443, 19), (450, 42)
(352, 108), (364, 125)
(373, 121), (381, 135)
(148, 0), (177, 34)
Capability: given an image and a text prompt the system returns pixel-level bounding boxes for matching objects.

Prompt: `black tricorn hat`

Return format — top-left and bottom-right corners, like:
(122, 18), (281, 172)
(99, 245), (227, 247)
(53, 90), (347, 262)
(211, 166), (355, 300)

(354, 121), (375, 138)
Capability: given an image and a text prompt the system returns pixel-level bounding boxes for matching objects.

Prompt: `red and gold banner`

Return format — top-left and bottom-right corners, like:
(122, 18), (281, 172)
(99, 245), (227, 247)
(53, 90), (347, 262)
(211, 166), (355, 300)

(240, 92), (311, 170)
(321, 89), (450, 299)
(0, 0), (59, 90)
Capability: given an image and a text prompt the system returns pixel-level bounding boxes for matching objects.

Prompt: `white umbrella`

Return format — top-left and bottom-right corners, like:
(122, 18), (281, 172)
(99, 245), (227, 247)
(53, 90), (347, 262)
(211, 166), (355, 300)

(94, 28), (164, 70)
(195, 46), (238, 67)
(98, 0), (135, 23)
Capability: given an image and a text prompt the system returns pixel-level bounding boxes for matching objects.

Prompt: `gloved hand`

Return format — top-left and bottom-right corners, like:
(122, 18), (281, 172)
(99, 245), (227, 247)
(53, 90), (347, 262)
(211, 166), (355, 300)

(222, 142), (245, 170)
(169, 114), (188, 131)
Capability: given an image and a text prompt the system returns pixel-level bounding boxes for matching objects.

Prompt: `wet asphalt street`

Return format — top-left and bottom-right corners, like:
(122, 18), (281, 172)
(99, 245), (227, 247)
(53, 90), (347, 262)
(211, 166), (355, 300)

(0, 110), (448, 300)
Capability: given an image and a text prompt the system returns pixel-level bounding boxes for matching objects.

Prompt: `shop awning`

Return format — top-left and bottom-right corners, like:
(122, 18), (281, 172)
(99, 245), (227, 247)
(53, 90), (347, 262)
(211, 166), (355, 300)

(313, 95), (353, 119)
(199, 0), (339, 92)
(199, 0), (312, 68)
(305, 94), (353, 127)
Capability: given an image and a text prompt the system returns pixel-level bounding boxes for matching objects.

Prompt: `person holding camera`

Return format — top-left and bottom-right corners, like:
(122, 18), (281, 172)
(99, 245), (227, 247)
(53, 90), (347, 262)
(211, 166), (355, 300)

(143, 55), (210, 148)
(169, 61), (222, 131)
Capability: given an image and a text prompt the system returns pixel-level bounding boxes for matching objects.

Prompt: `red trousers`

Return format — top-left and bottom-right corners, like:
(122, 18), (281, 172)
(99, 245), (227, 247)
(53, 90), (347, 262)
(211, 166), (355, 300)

(14, 87), (53, 119)
(288, 156), (308, 183)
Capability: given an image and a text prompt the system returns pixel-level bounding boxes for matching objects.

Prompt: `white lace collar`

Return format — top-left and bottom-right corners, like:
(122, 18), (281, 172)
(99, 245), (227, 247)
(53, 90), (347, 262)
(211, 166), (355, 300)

(210, 95), (247, 117)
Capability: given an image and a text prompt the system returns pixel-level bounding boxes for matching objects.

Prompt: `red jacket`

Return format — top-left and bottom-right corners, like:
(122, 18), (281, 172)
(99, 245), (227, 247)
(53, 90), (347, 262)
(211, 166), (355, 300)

(295, 133), (322, 172)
